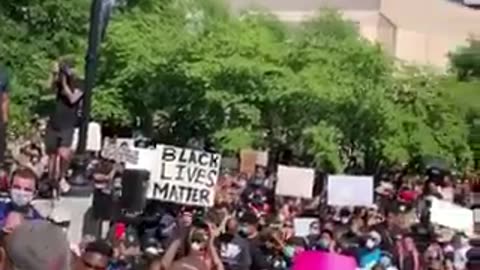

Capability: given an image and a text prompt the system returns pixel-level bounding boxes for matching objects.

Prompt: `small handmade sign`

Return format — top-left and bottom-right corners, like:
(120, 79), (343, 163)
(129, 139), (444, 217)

(101, 139), (139, 164)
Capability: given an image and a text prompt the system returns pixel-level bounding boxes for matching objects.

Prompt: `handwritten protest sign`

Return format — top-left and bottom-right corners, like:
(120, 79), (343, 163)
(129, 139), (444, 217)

(125, 147), (159, 171)
(101, 140), (139, 165)
(327, 175), (373, 207)
(147, 145), (221, 207)
(275, 165), (314, 199)
(294, 218), (318, 237)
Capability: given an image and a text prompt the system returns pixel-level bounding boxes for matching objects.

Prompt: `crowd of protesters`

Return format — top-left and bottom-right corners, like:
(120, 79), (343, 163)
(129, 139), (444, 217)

(1, 140), (480, 270)
(0, 61), (479, 270)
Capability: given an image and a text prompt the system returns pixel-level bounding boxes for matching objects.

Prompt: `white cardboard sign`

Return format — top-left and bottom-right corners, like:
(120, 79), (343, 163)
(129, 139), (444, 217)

(294, 218), (318, 237)
(327, 175), (374, 207)
(146, 145), (221, 207)
(71, 122), (102, 152)
(275, 165), (314, 199)
(429, 197), (473, 234)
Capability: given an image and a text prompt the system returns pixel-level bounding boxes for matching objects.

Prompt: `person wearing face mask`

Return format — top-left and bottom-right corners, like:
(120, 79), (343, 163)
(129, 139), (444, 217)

(313, 229), (336, 252)
(150, 221), (224, 270)
(0, 167), (43, 229)
(378, 252), (398, 270)
(238, 211), (270, 270)
(282, 237), (305, 268)
(217, 217), (252, 270)
(358, 231), (382, 270)
(337, 208), (352, 226)
(305, 221), (320, 249)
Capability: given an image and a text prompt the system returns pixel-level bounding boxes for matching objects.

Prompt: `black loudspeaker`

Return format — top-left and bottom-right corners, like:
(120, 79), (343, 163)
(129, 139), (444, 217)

(121, 169), (150, 214)
(92, 188), (113, 220)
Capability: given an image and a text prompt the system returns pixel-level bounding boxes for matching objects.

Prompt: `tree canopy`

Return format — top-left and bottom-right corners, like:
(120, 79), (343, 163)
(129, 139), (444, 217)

(448, 38), (480, 168)
(1, 0), (476, 173)
(450, 38), (480, 81)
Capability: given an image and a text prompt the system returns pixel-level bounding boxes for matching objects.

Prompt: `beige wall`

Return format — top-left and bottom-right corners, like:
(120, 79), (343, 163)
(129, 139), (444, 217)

(393, 29), (469, 67)
(379, 0), (480, 68)
(376, 13), (396, 55)
(343, 11), (379, 42)
(244, 2), (479, 68)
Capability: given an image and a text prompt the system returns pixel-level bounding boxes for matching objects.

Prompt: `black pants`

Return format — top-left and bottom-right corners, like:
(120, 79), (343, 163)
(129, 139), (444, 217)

(0, 122), (6, 166)
(92, 188), (114, 220)
(44, 125), (74, 154)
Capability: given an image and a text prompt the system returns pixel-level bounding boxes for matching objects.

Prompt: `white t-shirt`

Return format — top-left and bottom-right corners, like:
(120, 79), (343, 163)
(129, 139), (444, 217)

(454, 246), (470, 270)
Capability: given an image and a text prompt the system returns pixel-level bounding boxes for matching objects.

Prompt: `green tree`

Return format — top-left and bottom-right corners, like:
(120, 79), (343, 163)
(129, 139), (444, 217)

(450, 38), (480, 81)
(0, 0), (90, 135)
(99, 2), (472, 172)
(1, 0), (473, 173)
(449, 39), (480, 168)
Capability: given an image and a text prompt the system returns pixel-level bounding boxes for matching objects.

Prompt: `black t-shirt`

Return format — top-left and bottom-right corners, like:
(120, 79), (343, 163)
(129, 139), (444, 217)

(49, 78), (82, 130)
(217, 233), (252, 270)
(247, 236), (269, 270)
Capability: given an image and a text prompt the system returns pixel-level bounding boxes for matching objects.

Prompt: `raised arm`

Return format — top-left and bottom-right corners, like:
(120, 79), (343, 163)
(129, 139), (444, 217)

(60, 75), (83, 104)
(149, 238), (182, 270)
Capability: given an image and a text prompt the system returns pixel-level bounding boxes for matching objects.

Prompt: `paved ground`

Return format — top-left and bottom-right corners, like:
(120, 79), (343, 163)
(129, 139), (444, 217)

(32, 197), (92, 244)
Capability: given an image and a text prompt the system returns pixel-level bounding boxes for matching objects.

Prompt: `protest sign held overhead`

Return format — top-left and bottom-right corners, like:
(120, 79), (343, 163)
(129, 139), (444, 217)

(327, 175), (374, 207)
(101, 139), (139, 165)
(239, 149), (269, 178)
(293, 218), (318, 237)
(429, 197), (473, 234)
(256, 151), (268, 167)
(240, 149), (257, 177)
(147, 145), (221, 207)
(275, 165), (314, 199)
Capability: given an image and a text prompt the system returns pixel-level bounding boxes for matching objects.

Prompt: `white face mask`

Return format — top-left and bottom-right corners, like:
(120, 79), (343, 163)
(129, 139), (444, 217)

(366, 239), (376, 249)
(190, 242), (203, 251)
(10, 188), (34, 207)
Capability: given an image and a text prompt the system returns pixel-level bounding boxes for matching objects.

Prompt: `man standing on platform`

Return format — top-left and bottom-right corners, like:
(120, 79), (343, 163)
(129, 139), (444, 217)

(46, 59), (83, 198)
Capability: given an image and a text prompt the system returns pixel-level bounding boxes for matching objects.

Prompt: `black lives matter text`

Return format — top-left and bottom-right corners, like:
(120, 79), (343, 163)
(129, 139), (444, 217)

(150, 145), (221, 207)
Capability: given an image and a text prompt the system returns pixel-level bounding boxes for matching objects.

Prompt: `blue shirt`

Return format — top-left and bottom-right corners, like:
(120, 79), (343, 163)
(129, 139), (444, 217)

(0, 201), (43, 228)
(358, 248), (381, 270)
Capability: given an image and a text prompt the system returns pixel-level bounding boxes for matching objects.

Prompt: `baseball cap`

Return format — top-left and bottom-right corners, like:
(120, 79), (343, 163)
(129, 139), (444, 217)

(5, 220), (70, 270)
